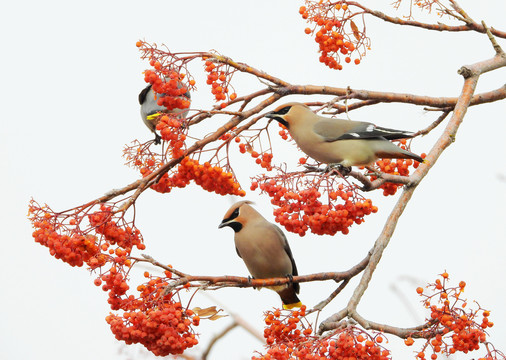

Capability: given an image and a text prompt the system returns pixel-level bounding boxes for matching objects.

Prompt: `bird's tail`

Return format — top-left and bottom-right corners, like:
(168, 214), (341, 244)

(278, 286), (302, 310)
(376, 148), (424, 163)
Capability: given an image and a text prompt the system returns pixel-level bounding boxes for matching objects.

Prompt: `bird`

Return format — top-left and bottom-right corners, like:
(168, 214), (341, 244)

(138, 82), (191, 144)
(264, 102), (423, 168)
(218, 200), (302, 310)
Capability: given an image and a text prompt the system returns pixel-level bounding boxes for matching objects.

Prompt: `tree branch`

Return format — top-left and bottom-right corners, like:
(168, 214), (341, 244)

(201, 322), (239, 360)
(317, 45), (506, 338)
(346, 1), (506, 38)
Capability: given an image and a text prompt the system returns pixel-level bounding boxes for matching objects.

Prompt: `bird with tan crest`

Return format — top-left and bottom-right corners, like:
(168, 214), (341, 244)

(219, 201), (302, 310)
(265, 102), (423, 168)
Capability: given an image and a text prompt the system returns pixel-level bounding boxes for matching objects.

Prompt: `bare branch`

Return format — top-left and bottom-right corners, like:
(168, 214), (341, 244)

(131, 255), (188, 278)
(310, 279), (350, 313)
(413, 110), (451, 137)
(201, 322), (239, 360)
(346, 1), (506, 38)
(482, 21), (505, 56)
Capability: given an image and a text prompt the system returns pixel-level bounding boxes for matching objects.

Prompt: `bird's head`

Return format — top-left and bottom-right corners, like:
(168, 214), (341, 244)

(218, 200), (258, 233)
(264, 102), (312, 129)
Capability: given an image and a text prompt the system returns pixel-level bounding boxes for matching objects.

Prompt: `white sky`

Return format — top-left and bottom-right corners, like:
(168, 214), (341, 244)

(1, 1), (505, 359)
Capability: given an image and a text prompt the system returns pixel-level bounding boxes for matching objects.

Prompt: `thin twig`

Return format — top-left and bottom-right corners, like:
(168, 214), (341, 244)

(413, 110), (451, 137)
(201, 322), (239, 360)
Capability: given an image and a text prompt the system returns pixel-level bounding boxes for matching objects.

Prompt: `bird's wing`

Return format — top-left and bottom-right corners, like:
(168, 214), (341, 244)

(274, 225), (300, 294)
(314, 119), (414, 142)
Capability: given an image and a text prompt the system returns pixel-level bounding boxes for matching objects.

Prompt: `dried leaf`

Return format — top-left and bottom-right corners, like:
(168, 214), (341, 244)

(192, 306), (226, 319)
(209, 314), (228, 321)
(350, 20), (361, 41)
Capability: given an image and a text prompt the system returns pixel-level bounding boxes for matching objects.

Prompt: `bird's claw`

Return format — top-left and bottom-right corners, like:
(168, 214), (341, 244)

(286, 274), (294, 285)
(303, 164), (321, 172)
(248, 276), (257, 289)
(325, 164), (351, 176)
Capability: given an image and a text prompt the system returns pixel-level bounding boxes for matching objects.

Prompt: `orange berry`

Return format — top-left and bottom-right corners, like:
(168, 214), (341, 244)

(304, 27), (311, 34)
(416, 287), (424, 294)
(405, 337), (414, 346)
(136, 40), (142, 47)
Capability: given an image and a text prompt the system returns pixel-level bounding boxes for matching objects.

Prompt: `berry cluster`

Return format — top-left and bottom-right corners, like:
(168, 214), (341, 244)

(263, 306), (312, 348)
(105, 273), (199, 356)
(30, 211), (101, 267)
(107, 305), (198, 356)
(155, 114), (188, 158)
(88, 205), (144, 253)
(371, 142), (425, 196)
(237, 138), (274, 171)
(99, 266), (131, 310)
(409, 273), (498, 359)
(143, 69), (191, 112)
(148, 157), (246, 197)
(29, 202), (132, 269)
(29, 201), (144, 272)
(299, 2), (370, 70)
(252, 175), (377, 236)
(254, 307), (390, 360)
(204, 58), (237, 107)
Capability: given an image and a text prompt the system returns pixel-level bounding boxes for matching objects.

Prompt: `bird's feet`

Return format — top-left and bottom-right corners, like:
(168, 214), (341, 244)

(325, 163), (352, 176)
(154, 134), (162, 145)
(285, 274), (294, 285)
(248, 276), (257, 289)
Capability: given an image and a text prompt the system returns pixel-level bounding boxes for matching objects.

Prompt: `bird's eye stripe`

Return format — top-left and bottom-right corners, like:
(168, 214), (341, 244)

(275, 106), (291, 115)
(222, 208), (240, 223)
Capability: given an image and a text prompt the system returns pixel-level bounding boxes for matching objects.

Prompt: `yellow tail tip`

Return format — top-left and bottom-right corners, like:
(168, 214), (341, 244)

(282, 301), (303, 310)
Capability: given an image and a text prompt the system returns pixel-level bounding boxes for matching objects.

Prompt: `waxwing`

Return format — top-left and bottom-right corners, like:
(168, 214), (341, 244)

(219, 201), (301, 309)
(138, 82), (191, 144)
(265, 102), (423, 167)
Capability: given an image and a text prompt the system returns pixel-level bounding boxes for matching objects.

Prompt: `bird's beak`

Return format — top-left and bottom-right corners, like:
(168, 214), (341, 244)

(264, 111), (276, 119)
(265, 112), (289, 128)
(218, 220), (228, 229)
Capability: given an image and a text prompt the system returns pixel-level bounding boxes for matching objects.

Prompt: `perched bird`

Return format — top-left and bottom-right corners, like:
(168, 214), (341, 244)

(265, 102), (423, 167)
(218, 201), (301, 310)
(138, 83), (191, 144)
